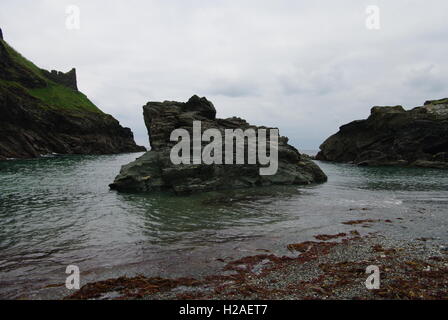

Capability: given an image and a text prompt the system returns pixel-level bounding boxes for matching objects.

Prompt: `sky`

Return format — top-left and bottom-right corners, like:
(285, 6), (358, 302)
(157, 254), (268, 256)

(1, 0), (448, 150)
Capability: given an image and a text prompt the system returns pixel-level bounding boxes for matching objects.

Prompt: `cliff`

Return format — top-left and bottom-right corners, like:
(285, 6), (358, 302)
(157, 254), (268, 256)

(110, 95), (327, 194)
(316, 99), (448, 168)
(0, 31), (145, 159)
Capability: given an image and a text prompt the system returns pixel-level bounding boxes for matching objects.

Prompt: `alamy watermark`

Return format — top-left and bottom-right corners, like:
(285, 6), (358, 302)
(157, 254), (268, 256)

(65, 5), (81, 30)
(170, 121), (279, 176)
(365, 5), (381, 30)
(65, 265), (80, 290)
(365, 265), (380, 289)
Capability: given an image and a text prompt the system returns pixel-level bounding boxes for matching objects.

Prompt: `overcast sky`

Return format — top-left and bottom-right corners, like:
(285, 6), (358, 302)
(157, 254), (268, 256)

(1, 0), (448, 149)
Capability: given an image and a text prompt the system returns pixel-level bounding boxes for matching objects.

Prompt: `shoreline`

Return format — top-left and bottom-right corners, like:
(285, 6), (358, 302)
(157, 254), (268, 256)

(2, 154), (446, 300)
(65, 229), (448, 300)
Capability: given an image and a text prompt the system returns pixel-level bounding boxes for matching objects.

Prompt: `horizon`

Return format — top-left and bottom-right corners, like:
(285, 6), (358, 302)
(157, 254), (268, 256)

(1, 0), (448, 150)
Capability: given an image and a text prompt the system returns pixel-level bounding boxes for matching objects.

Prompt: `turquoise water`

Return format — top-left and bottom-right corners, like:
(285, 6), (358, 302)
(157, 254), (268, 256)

(0, 153), (447, 299)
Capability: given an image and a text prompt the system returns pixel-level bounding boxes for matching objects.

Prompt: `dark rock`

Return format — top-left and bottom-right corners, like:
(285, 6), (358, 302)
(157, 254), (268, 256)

(0, 36), (145, 160)
(0, 28), (3, 40)
(316, 100), (448, 169)
(301, 153), (316, 160)
(110, 96), (327, 194)
(0, 89), (146, 159)
(41, 68), (78, 91)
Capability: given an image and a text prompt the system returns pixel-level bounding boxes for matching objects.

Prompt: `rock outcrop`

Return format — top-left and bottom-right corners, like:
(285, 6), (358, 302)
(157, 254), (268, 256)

(0, 33), (145, 159)
(110, 96), (327, 194)
(41, 68), (78, 91)
(316, 99), (448, 168)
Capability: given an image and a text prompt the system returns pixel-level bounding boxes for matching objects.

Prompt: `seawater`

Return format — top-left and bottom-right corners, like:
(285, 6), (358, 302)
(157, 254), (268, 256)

(0, 152), (447, 298)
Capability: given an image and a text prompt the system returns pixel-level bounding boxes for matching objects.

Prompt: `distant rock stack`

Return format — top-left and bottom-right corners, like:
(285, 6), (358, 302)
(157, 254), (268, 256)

(316, 99), (448, 168)
(110, 95), (328, 194)
(0, 28), (3, 40)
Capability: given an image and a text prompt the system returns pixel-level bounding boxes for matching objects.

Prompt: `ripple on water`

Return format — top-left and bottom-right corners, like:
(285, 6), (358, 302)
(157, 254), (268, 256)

(0, 154), (447, 298)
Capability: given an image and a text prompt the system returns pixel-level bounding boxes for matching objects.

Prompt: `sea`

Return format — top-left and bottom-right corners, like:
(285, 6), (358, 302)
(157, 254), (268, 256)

(0, 151), (447, 299)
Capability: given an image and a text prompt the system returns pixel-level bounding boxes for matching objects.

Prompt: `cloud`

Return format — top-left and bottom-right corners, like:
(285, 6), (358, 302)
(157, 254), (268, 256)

(402, 64), (447, 95)
(1, 0), (448, 150)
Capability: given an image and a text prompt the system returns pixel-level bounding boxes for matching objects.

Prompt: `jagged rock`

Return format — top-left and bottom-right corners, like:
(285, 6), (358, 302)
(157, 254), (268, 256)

(110, 96), (327, 194)
(0, 28), (3, 40)
(316, 99), (448, 168)
(41, 68), (78, 91)
(0, 35), (145, 159)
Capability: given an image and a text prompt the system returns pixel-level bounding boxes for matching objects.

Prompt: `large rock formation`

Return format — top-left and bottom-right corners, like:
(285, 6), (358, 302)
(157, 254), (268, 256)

(110, 96), (327, 194)
(0, 32), (145, 159)
(316, 99), (448, 168)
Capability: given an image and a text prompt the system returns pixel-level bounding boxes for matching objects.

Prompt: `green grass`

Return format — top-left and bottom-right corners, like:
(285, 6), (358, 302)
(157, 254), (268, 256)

(1, 39), (102, 114)
(0, 78), (23, 89)
(2, 39), (47, 80)
(28, 83), (102, 113)
(430, 98), (448, 105)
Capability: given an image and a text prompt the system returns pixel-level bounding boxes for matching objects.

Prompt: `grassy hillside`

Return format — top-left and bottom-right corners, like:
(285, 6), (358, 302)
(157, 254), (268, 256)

(28, 83), (101, 112)
(0, 39), (102, 114)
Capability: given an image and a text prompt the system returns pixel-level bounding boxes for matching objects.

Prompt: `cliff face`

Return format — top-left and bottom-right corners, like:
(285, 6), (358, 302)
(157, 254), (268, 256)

(316, 100), (448, 168)
(0, 33), (145, 159)
(110, 95), (327, 194)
